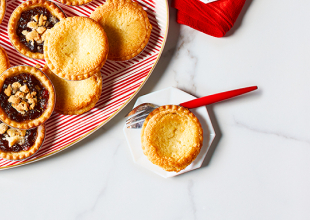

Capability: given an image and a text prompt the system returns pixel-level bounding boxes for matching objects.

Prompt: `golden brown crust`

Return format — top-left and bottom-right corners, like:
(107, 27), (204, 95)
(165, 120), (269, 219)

(0, 124), (45, 160)
(44, 17), (109, 81)
(0, 65), (55, 129)
(141, 105), (203, 172)
(56, 0), (93, 6)
(0, 0), (6, 25)
(90, 0), (152, 61)
(8, 0), (66, 59)
(0, 46), (10, 74)
(42, 65), (102, 115)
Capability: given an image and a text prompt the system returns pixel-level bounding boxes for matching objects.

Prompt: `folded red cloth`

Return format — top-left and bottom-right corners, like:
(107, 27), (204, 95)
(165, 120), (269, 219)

(172, 0), (246, 37)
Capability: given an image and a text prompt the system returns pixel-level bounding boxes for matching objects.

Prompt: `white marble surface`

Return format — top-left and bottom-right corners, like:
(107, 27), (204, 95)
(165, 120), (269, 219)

(2, 0), (310, 219)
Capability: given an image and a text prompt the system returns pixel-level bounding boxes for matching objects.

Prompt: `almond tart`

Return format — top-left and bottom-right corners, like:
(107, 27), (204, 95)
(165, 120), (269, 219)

(141, 105), (203, 172)
(44, 17), (109, 81)
(0, 46), (10, 74)
(0, 65), (55, 129)
(43, 65), (102, 115)
(0, 123), (45, 160)
(0, 0), (6, 25)
(90, 0), (152, 61)
(8, 0), (66, 59)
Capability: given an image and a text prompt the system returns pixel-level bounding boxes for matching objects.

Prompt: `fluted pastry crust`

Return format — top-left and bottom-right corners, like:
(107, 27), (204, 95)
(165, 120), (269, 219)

(0, 124), (45, 160)
(91, 0), (152, 61)
(56, 0), (93, 6)
(141, 105), (203, 172)
(0, 0), (6, 25)
(44, 17), (109, 81)
(8, 0), (66, 59)
(43, 65), (102, 115)
(0, 65), (55, 129)
(0, 46), (10, 74)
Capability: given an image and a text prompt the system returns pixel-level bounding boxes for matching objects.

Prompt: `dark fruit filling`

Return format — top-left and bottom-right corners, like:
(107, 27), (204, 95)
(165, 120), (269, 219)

(0, 128), (37, 152)
(16, 7), (60, 53)
(0, 73), (49, 122)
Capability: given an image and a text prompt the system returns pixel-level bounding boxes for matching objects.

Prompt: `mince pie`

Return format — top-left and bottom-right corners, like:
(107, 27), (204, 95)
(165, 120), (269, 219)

(0, 0), (6, 25)
(0, 46), (10, 74)
(141, 105), (203, 172)
(0, 65), (55, 129)
(8, 0), (66, 59)
(0, 123), (45, 160)
(90, 0), (152, 61)
(43, 65), (102, 115)
(44, 16), (109, 81)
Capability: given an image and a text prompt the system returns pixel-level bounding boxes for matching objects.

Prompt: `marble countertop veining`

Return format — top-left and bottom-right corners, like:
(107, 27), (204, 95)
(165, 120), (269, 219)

(1, 0), (310, 219)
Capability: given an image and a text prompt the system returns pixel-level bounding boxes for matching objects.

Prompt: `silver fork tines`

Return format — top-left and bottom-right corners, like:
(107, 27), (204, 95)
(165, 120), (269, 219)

(125, 103), (159, 129)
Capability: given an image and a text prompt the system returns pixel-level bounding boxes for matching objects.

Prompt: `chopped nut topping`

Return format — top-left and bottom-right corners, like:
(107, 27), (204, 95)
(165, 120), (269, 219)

(27, 21), (38, 29)
(6, 81), (38, 114)
(12, 82), (21, 92)
(33, 14), (39, 22)
(20, 84), (29, 93)
(25, 30), (40, 42)
(3, 127), (27, 147)
(13, 101), (29, 114)
(38, 14), (47, 26)
(4, 85), (12, 96)
(8, 95), (20, 104)
(15, 91), (25, 99)
(36, 26), (46, 34)
(0, 123), (8, 134)
(22, 30), (29, 36)
(22, 13), (57, 45)
(7, 128), (20, 137)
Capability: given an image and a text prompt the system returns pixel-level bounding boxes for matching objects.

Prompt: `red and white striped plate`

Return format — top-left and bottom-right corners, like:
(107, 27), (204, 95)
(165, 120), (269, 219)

(0, 0), (169, 169)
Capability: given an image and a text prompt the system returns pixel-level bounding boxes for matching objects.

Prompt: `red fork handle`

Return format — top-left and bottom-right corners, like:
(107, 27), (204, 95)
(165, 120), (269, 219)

(180, 86), (258, 109)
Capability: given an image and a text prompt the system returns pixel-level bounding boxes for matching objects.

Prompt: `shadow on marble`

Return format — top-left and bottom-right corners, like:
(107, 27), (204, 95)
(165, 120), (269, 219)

(200, 89), (260, 168)
(225, 0), (254, 37)
(201, 104), (222, 168)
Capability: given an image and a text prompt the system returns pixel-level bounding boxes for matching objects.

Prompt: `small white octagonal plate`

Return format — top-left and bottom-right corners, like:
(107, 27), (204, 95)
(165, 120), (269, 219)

(123, 87), (216, 178)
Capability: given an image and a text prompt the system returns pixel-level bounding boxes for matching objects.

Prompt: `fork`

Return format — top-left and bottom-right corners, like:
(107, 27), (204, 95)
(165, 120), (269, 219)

(125, 86), (258, 128)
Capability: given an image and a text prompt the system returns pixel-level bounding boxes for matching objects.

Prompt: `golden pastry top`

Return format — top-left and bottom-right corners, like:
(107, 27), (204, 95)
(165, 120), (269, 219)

(43, 65), (102, 115)
(91, 0), (152, 61)
(141, 105), (203, 172)
(44, 17), (109, 81)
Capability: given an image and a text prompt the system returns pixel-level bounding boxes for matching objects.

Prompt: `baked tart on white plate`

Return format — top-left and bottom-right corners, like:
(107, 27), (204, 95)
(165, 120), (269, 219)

(141, 105), (203, 172)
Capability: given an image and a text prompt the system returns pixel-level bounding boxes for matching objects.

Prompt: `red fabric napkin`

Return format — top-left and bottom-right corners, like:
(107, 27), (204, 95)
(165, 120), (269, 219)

(172, 0), (246, 37)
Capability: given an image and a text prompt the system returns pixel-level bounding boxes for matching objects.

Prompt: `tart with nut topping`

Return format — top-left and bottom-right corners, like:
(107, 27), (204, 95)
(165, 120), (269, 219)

(0, 123), (45, 160)
(8, 0), (66, 59)
(0, 65), (55, 129)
